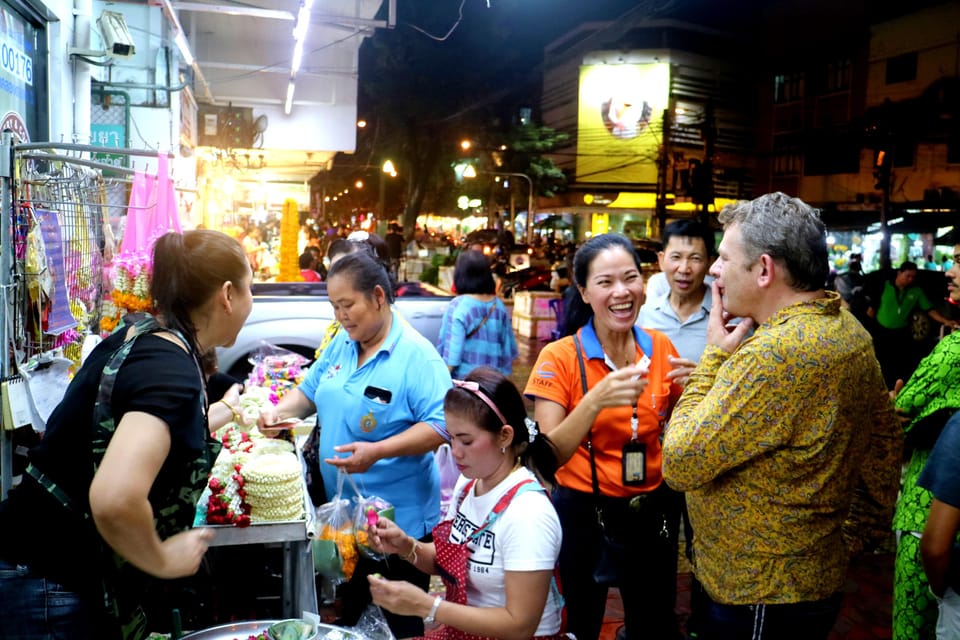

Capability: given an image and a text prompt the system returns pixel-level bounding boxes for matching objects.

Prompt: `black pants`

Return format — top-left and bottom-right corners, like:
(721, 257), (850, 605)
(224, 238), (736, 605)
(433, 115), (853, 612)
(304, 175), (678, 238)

(335, 534), (432, 638)
(873, 325), (914, 389)
(699, 590), (843, 640)
(553, 484), (682, 640)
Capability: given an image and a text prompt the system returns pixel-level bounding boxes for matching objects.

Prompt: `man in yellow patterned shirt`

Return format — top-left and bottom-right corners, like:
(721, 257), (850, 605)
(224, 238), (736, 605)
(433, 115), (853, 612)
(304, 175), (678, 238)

(662, 192), (901, 639)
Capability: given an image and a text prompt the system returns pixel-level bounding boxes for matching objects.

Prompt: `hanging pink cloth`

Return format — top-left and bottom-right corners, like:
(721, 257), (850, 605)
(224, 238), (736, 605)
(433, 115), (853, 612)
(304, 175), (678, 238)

(153, 154), (182, 236)
(118, 154), (182, 258)
(118, 169), (151, 257)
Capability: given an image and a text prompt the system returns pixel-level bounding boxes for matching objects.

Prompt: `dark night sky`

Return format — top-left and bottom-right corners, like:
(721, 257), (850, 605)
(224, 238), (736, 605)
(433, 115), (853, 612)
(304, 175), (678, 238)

(358, 0), (655, 115)
(373, 0), (647, 71)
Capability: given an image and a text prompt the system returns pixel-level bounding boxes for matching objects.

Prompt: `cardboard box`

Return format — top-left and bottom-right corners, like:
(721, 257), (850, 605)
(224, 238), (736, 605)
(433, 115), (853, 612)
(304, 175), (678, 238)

(514, 314), (557, 340)
(513, 291), (561, 319)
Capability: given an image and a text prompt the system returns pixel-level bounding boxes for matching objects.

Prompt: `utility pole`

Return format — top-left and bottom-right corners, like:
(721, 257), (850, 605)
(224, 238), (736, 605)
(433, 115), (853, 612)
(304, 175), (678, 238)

(871, 99), (894, 270)
(655, 107), (671, 237)
(698, 100), (717, 228)
(874, 149), (892, 269)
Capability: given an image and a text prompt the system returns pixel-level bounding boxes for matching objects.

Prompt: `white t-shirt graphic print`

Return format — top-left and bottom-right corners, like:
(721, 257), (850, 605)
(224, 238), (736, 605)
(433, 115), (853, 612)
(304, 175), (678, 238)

(447, 467), (563, 636)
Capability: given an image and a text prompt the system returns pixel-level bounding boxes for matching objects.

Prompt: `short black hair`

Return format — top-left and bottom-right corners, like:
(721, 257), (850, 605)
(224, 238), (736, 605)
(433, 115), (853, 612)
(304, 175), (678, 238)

(453, 250), (495, 294)
(662, 219), (714, 256)
(299, 251), (315, 269)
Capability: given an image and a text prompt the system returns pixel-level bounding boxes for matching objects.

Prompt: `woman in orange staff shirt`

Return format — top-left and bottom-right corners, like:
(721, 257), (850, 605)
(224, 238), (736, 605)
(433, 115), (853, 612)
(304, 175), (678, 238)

(524, 233), (684, 640)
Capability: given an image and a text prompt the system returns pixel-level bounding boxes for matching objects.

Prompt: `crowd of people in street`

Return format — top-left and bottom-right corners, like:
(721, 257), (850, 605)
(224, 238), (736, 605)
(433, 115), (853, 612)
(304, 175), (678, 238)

(6, 191), (960, 640)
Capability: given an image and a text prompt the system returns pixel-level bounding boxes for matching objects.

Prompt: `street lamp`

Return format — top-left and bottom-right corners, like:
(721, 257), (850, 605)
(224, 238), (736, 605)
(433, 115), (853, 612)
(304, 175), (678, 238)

(462, 165), (534, 243)
(378, 159), (396, 221)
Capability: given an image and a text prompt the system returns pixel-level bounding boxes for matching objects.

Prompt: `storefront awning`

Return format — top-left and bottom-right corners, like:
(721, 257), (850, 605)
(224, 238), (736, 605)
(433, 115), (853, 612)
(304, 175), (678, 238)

(604, 192), (740, 211)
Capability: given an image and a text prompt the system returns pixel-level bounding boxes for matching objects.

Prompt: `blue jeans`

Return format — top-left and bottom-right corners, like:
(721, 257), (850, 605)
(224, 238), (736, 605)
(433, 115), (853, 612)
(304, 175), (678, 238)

(700, 590), (843, 640)
(0, 559), (100, 639)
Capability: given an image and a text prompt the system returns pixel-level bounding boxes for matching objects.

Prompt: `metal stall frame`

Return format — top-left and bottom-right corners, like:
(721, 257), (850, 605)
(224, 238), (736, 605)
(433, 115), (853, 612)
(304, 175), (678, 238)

(1, 136), (168, 498)
(1, 138), (318, 618)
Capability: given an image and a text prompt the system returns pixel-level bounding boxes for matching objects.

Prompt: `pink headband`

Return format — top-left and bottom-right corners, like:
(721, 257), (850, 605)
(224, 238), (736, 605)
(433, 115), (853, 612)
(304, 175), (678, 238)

(452, 379), (508, 426)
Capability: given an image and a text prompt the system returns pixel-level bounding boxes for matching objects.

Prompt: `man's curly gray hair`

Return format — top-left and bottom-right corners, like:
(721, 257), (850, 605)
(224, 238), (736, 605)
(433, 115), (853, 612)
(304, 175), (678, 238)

(718, 192), (829, 292)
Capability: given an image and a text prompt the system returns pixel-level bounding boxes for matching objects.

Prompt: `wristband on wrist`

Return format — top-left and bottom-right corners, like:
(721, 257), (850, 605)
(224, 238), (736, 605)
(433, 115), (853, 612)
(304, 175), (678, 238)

(424, 595), (442, 625)
(217, 399), (242, 424)
(401, 538), (419, 563)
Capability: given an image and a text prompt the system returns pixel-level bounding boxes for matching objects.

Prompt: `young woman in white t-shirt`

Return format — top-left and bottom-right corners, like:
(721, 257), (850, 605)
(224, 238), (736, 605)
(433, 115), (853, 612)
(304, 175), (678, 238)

(367, 366), (566, 640)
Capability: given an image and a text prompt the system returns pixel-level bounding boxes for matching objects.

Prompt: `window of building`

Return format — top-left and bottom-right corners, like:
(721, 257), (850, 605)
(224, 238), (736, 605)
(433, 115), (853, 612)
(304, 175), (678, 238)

(773, 153), (802, 176)
(826, 58), (851, 93)
(892, 139), (915, 168)
(804, 134), (859, 175)
(0, 2), (48, 141)
(948, 137), (960, 164)
(773, 102), (803, 132)
(773, 72), (804, 103)
(772, 135), (801, 176)
(885, 52), (918, 85)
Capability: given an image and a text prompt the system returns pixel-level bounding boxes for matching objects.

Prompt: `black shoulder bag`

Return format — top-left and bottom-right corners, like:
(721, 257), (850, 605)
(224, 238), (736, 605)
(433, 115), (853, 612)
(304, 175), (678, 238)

(573, 333), (626, 586)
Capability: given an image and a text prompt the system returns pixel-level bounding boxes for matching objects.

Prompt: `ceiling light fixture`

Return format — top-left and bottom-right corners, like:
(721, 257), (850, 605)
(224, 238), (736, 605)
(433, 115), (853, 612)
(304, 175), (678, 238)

(284, 0), (314, 114)
(157, 0), (196, 68)
(173, 30), (194, 66)
(284, 81), (296, 115)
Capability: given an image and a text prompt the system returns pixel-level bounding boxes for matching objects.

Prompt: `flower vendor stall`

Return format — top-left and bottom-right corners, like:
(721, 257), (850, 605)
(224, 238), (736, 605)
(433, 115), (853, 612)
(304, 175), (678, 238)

(0, 137), (181, 498)
(0, 135), (320, 625)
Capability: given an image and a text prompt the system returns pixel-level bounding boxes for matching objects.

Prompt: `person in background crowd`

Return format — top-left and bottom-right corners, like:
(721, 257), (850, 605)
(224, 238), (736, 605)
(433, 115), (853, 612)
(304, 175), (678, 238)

(919, 410), (960, 639)
(437, 250), (517, 379)
(867, 260), (958, 388)
(306, 245), (327, 279)
(636, 218), (714, 638)
(662, 192), (901, 639)
(367, 367), (566, 640)
(242, 226), (265, 273)
(299, 250), (322, 282)
(550, 262), (572, 295)
(385, 222), (404, 279)
(259, 251), (451, 638)
(638, 219), (714, 372)
(0, 230), (253, 639)
(525, 233), (684, 640)
(891, 244), (960, 640)
(835, 253), (867, 321)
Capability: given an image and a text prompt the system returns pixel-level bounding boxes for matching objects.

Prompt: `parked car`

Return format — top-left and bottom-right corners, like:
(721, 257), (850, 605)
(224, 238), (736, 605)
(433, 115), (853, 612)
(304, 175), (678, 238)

(216, 281), (453, 378)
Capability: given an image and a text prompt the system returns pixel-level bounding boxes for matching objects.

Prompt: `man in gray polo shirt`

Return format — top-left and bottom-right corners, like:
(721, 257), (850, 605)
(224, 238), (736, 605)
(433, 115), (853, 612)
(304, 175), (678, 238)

(638, 218), (714, 639)
(639, 219), (714, 382)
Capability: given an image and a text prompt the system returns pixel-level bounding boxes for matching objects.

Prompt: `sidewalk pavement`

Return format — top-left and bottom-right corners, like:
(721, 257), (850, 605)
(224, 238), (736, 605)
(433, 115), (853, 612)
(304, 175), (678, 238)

(593, 555), (892, 640)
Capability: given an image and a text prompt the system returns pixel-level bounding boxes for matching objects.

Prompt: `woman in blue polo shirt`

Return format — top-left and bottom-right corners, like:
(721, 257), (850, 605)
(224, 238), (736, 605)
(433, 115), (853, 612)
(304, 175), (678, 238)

(263, 250), (451, 638)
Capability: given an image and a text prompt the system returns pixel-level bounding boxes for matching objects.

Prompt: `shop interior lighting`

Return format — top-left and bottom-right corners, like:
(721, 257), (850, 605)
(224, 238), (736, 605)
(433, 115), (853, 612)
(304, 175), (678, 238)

(285, 0), (314, 114)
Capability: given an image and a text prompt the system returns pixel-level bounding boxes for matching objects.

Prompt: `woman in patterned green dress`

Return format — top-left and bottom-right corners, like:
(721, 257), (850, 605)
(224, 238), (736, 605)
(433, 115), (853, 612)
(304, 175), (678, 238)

(892, 252), (960, 640)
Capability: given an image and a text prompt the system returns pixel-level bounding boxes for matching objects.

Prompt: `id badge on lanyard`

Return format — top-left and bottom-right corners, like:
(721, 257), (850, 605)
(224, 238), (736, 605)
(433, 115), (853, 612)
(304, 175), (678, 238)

(622, 440), (646, 485)
(622, 353), (651, 486)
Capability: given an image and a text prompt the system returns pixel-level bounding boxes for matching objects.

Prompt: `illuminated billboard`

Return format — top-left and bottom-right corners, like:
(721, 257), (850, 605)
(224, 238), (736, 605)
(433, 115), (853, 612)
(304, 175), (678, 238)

(576, 63), (670, 185)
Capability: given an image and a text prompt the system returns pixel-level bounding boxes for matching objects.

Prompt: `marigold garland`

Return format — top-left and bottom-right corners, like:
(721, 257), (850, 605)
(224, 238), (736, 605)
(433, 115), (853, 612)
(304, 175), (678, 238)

(278, 198), (301, 282)
(101, 256), (156, 336)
